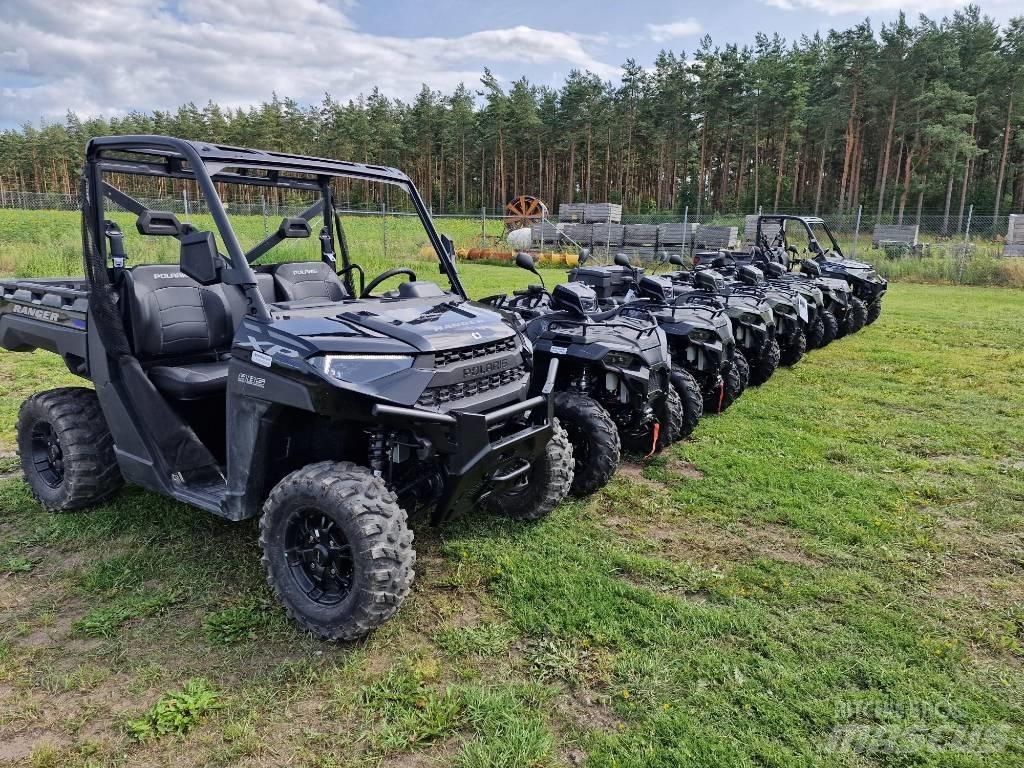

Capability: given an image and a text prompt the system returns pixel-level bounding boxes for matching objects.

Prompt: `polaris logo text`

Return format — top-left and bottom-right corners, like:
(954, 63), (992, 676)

(153, 272), (187, 279)
(237, 373), (266, 388)
(12, 304), (61, 322)
(292, 269), (320, 275)
(462, 359), (509, 378)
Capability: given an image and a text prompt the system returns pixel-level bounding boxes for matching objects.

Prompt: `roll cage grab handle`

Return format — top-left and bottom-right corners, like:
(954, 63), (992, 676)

(84, 135), (468, 321)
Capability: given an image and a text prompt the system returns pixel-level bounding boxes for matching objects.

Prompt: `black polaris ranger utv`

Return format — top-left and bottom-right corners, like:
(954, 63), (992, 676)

(0, 136), (574, 642)
(481, 253), (682, 495)
(750, 214), (886, 329)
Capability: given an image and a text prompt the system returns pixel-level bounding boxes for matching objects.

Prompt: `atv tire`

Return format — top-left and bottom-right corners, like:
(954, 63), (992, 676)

(17, 387), (123, 511)
(820, 310), (839, 346)
(865, 300), (882, 326)
(733, 349), (750, 390)
(806, 313), (825, 349)
(484, 418), (575, 515)
(670, 367), (703, 439)
(260, 461), (415, 642)
(748, 339), (780, 386)
(550, 392), (618, 496)
(847, 297), (867, 334)
(779, 330), (807, 367)
(660, 386), (684, 447)
(719, 361), (745, 411)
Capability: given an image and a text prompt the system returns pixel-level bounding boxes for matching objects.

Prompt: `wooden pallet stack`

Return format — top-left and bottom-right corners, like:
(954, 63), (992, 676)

(529, 220), (562, 249)
(744, 215), (780, 245)
(1004, 215), (1024, 257)
(694, 225), (738, 249)
(657, 222), (698, 248)
(558, 203), (586, 223)
(560, 223), (593, 248)
(583, 203), (622, 224)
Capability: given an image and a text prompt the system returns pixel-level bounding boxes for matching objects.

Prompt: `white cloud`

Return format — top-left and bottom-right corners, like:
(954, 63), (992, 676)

(646, 19), (702, 43)
(0, 0), (618, 126)
(759, 0), (1016, 14)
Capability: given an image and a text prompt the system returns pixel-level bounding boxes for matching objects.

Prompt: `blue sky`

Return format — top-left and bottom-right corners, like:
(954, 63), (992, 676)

(0, 0), (1019, 130)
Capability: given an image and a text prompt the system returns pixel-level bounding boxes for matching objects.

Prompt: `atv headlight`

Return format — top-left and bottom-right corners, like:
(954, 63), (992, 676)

(688, 328), (714, 342)
(774, 304), (794, 315)
(740, 312), (762, 325)
(603, 350), (635, 368)
(315, 354), (414, 384)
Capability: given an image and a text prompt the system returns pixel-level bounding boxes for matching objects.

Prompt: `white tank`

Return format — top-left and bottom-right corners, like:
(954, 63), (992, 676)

(507, 227), (532, 250)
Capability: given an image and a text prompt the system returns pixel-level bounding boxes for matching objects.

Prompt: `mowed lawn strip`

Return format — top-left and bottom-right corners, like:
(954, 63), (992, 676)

(0, 281), (1021, 767)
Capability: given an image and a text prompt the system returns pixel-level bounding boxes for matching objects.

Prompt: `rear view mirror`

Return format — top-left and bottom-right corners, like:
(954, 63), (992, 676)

(786, 245), (799, 255)
(179, 230), (221, 285)
(515, 252), (537, 272)
(614, 253), (631, 268)
(278, 217), (312, 238)
(440, 234), (455, 256)
(809, 241), (823, 255)
(578, 248), (591, 265)
(669, 253), (685, 267)
(515, 251), (544, 288)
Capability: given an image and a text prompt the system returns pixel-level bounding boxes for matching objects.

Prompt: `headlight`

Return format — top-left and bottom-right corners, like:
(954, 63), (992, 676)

(740, 312), (762, 325)
(689, 328), (713, 342)
(604, 350), (635, 368)
(774, 304), (794, 315)
(314, 354), (414, 383)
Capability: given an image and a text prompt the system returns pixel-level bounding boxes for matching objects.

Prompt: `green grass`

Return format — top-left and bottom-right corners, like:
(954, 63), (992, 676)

(0, 267), (1023, 764)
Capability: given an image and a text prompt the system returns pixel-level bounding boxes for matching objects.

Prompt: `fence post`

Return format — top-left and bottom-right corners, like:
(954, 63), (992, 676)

(182, 188), (190, 219)
(261, 193), (268, 237)
(381, 201), (388, 260)
(681, 205), (689, 261)
(958, 204), (974, 283)
(851, 204), (862, 259)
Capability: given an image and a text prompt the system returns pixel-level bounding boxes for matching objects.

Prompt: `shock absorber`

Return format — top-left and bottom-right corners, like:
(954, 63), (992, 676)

(367, 429), (387, 477)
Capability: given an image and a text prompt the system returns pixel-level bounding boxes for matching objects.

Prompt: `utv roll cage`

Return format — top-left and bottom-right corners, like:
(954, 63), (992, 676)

(754, 214), (844, 260)
(84, 135), (467, 308)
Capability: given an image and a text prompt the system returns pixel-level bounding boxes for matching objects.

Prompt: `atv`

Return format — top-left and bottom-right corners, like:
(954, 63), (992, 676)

(568, 254), (738, 418)
(480, 254), (682, 495)
(691, 251), (809, 369)
(750, 214), (887, 328)
(657, 253), (779, 387)
(0, 136), (575, 642)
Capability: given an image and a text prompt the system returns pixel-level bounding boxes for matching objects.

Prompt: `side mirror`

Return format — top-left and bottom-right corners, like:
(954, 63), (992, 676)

(786, 244), (799, 255)
(614, 252), (631, 268)
(669, 253), (685, 267)
(515, 251), (544, 288)
(440, 234), (455, 256)
(801, 259), (821, 277)
(515, 251), (537, 273)
(578, 248), (591, 265)
(809, 240), (823, 255)
(179, 230), (221, 285)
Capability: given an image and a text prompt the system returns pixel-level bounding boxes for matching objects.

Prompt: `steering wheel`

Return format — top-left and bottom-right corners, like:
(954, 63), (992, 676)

(360, 268), (417, 298)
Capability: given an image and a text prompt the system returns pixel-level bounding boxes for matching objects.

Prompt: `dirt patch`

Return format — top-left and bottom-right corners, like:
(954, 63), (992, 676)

(616, 462), (665, 491)
(666, 457), (705, 480)
(555, 688), (622, 733)
(0, 732), (70, 762)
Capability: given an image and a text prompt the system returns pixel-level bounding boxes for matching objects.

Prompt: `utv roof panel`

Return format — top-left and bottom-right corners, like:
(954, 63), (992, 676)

(86, 135), (411, 185)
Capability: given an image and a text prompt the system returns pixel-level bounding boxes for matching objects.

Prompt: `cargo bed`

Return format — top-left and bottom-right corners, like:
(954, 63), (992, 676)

(0, 277), (90, 376)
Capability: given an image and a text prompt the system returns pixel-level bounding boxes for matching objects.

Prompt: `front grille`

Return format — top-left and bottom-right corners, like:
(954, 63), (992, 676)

(434, 338), (517, 367)
(417, 364), (527, 408)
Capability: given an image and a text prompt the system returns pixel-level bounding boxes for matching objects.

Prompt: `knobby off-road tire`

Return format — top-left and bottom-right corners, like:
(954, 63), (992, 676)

(779, 329), (807, 367)
(550, 392), (619, 496)
(260, 461), (415, 642)
(748, 339), (780, 386)
(847, 297), (867, 334)
(865, 300), (883, 326)
(806, 313), (826, 349)
(17, 387), (123, 511)
(483, 419), (574, 517)
(719, 360), (745, 411)
(670, 367), (703, 438)
(733, 350), (750, 390)
(820, 310), (839, 346)
(660, 386), (684, 448)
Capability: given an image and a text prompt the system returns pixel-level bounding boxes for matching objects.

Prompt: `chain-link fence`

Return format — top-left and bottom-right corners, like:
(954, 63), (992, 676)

(2, 190), (1021, 285)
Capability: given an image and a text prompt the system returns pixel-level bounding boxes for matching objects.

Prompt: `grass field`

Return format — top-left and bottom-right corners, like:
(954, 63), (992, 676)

(0, 279), (1022, 767)
(3, 207), (1024, 289)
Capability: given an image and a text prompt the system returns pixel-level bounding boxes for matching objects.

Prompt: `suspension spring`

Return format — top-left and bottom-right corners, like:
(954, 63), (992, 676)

(367, 429), (387, 477)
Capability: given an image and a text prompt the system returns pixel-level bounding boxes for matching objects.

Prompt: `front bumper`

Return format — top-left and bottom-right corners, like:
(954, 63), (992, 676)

(372, 392), (554, 524)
